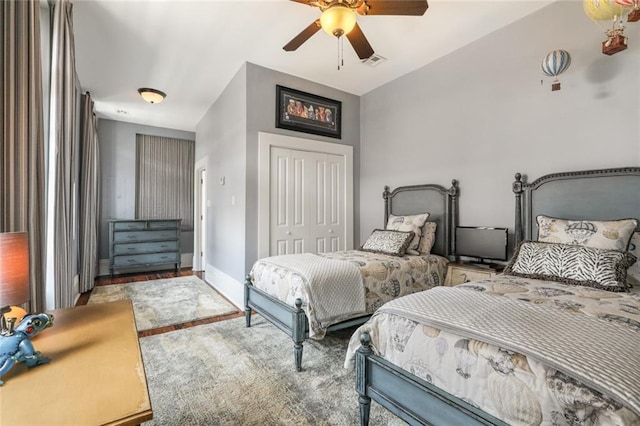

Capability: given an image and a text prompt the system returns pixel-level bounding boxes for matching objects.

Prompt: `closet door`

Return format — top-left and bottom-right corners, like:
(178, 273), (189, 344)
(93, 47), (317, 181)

(311, 153), (344, 253)
(269, 148), (345, 256)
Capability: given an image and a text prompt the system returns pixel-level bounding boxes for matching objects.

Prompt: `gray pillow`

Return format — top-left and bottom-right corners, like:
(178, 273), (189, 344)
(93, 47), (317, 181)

(360, 229), (415, 257)
(504, 241), (637, 292)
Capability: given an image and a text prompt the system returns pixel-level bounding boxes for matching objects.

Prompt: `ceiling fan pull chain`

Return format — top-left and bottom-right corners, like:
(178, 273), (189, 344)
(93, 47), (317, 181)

(337, 36), (341, 70)
(341, 36), (345, 68)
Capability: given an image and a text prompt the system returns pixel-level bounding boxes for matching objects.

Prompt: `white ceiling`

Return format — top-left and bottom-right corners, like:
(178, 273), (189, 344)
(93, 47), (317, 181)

(73, 0), (556, 131)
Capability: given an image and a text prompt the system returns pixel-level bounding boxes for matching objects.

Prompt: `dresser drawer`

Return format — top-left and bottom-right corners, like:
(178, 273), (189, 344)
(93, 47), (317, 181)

(113, 241), (178, 255)
(112, 221), (146, 231)
(113, 229), (178, 243)
(113, 252), (180, 267)
(148, 220), (180, 230)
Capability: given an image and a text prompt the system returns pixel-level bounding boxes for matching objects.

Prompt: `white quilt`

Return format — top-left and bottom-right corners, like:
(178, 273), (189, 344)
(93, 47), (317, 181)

(345, 276), (640, 425)
(255, 253), (365, 337)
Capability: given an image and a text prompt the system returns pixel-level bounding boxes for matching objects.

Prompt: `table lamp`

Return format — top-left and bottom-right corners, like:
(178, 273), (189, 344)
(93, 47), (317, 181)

(0, 232), (30, 335)
(0, 232), (53, 386)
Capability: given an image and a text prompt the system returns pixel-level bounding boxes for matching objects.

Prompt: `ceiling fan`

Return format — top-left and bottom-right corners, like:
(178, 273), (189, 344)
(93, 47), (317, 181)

(283, 0), (429, 60)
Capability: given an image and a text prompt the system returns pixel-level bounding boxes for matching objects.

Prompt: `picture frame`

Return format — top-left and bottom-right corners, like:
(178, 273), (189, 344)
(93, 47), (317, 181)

(276, 85), (342, 139)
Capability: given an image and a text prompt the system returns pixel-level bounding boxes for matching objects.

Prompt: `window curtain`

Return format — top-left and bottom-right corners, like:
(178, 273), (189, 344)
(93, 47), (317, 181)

(0, 0), (47, 312)
(78, 93), (99, 293)
(136, 135), (195, 229)
(46, 0), (79, 308)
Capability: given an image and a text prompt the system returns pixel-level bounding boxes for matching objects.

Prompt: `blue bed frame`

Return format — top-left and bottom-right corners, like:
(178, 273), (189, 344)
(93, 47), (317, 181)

(356, 167), (640, 425)
(245, 180), (460, 372)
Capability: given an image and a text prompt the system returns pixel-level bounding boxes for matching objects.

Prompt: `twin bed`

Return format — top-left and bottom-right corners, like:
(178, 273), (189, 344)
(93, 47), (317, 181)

(348, 167), (640, 425)
(245, 180), (460, 371)
(245, 166), (640, 425)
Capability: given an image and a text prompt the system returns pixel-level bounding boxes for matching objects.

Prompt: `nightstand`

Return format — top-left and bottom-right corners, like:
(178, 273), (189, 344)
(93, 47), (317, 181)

(444, 262), (504, 286)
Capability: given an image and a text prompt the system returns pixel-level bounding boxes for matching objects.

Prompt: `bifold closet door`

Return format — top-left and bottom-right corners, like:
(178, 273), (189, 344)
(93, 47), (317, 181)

(270, 147), (345, 256)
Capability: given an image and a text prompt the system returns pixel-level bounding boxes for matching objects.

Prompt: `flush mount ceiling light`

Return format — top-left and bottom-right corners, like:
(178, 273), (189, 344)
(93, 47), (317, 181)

(138, 88), (166, 104)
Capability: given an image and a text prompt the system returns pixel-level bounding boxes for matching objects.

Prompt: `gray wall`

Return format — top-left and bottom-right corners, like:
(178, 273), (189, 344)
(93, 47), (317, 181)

(97, 119), (196, 260)
(194, 62), (361, 285)
(244, 62), (361, 273)
(359, 1), (640, 248)
(195, 64), (248, 282)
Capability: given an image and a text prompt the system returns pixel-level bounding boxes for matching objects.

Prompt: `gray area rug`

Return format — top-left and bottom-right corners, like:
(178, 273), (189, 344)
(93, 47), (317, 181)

(88, 276), (238, 331)
(139, 315), (405, 425)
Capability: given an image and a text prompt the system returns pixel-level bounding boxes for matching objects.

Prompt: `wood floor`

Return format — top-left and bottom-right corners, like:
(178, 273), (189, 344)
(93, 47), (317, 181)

(77, 269), (244, 338)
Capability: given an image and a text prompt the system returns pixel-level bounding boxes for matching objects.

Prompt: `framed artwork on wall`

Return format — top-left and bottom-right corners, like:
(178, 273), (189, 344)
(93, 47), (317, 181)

(276, 85), (342, 139)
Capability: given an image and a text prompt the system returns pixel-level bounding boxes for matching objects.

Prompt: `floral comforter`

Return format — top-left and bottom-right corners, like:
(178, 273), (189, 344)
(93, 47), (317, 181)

(345, 275), (640, 425)
(250, 250), (448, 339)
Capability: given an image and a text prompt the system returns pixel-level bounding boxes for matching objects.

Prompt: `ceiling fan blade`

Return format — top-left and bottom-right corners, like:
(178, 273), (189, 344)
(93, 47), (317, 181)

(357, 0), (428, 16)
(346, 23), (375, 60)
(283, 20), (321, 52)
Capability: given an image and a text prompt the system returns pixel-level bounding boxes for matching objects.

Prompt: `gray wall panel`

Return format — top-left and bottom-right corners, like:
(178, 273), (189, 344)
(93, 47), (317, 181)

(97, 119), (195, 260)
(195, 64), (248, 283)
(359, 1), (640, 247)
(244, 63), (361, 274)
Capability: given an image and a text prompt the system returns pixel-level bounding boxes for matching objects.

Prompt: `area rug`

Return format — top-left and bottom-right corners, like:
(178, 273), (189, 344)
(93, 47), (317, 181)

(139, 315), (405, 425)
(88, 276), (238, 331)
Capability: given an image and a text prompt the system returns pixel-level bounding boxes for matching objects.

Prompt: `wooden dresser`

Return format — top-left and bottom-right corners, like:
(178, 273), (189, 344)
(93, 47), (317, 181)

(109, 218), (182, 277)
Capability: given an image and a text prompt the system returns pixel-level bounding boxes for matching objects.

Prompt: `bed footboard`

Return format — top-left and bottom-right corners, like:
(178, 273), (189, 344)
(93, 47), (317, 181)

(356, 332), (506, 426)
(245, 275), (306, 371)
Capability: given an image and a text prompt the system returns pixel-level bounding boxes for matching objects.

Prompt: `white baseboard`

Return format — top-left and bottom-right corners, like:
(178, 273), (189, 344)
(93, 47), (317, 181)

(98, 253), (194, 277)
(204, 264), (244, 310)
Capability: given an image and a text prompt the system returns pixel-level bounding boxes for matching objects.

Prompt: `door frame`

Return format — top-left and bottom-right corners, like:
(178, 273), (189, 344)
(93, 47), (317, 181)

(193, 156), (208, 271)
(258, 132), (354, 259)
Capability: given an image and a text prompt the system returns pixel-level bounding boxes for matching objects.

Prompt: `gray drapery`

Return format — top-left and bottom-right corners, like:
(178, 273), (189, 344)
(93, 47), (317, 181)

(0, 1), (46, 312)
(136, 135), (195, 229)
(78, 93), (100, 293)
(47, 0), (79, 308)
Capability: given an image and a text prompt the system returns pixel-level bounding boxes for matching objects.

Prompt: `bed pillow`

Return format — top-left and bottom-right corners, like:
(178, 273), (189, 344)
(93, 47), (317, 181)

(418, 222), (437, 255)
(386, 213), (430, 255)
(360, 229), (415, 257)
(628, 232), (640, 287)
(536, 215), (638, 251)
(504, 240), (637, 292)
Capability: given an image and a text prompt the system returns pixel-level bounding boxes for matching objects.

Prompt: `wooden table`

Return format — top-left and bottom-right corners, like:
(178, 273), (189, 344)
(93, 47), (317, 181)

(0, 300), (153, 425)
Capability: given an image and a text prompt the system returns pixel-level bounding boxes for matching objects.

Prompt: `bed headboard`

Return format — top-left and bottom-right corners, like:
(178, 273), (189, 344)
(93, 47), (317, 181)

(513, 167), (640, 245)
(383, 180), (459, 258)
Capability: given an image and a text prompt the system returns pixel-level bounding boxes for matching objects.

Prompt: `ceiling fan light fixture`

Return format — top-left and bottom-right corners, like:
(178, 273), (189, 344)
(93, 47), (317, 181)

(320, 4), (357, 37)
(138, 88), (166, 104)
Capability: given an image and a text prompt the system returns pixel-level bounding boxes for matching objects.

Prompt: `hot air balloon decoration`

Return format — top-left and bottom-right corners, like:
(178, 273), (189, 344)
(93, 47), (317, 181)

(615, 0), (640, 22)
(584, 0), (629, 55)
(541, 50), (572, 91)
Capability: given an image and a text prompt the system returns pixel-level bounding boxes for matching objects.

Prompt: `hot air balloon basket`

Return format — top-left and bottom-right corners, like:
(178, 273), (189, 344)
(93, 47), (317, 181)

(552, 82), (561, 91)
(602, 34), (628, 55)
(628, 8), (640, 21)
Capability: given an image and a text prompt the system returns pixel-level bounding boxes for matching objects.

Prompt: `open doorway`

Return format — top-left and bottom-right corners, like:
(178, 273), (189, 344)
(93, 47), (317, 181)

(193, 157), (207, 271)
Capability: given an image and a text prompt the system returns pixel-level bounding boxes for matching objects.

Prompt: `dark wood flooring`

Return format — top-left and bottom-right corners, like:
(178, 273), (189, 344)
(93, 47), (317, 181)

(77, 269), (244, 338)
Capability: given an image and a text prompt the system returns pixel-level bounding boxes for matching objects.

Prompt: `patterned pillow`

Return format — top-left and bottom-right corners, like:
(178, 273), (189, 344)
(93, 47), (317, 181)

(360, 229), (415, 257)
(504, 241), (637, 292)
(628, 232), (640, 287)
(418, 222), (437, 255)
(536, 215), (638, 251)
(386, 213), (430, 255)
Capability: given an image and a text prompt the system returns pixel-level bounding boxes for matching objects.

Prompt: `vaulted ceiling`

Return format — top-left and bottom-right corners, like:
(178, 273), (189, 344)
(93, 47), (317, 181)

(73, 0), (556, 131)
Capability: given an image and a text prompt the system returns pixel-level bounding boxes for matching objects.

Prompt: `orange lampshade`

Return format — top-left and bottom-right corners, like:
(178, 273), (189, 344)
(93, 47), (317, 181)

(0, 232), (30, 308)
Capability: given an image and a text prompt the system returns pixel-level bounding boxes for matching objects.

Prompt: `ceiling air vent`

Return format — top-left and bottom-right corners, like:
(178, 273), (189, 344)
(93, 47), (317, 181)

(362, 54), (387, 67)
